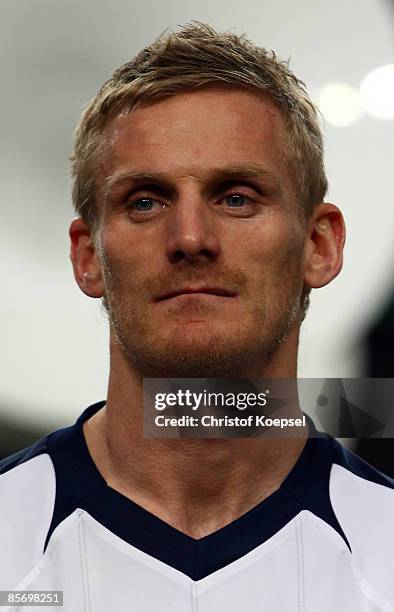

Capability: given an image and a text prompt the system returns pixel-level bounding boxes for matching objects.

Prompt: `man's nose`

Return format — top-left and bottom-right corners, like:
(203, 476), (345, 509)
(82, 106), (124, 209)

(165, 195), (221, 264)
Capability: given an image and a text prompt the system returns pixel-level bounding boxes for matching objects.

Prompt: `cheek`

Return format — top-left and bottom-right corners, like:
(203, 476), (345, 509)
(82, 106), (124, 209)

(241, 232), (305, 306)
(99, 227), (144, 280)
(233, 217), (304, 272)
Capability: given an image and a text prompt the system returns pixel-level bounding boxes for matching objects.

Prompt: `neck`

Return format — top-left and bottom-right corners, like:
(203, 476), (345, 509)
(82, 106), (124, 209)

(83, 331), (308, 539)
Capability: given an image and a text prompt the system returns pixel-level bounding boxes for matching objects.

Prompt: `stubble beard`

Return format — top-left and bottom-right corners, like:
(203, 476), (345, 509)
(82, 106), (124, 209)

(102, 264), (302, 379)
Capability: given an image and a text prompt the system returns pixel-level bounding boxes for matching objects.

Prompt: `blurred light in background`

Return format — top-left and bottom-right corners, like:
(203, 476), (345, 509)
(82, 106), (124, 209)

(317, 64), (394, 126)
(316, 83), (364, 127)
(360, 64), (394, 120)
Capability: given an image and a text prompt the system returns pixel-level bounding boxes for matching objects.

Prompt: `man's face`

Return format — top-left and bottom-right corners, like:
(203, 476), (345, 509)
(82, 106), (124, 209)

(94, 87), (306, 377)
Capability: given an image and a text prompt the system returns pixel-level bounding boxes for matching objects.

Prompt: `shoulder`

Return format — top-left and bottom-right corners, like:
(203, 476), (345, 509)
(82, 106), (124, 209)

(0, 435), (56, 589)
(329, 439), (393, 523)
(0, 403), (105, 590)
(328, 440), (394, 604)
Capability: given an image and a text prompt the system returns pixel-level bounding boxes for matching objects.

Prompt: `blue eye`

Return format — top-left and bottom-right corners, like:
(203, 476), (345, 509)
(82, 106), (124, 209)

(133, 198), (155, 211)
(224, 194), (248, 207)
(125, 196), (168, 222)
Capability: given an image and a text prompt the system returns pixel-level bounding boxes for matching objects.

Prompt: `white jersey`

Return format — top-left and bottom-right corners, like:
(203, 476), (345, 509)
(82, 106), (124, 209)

(0, 401), (393, 611)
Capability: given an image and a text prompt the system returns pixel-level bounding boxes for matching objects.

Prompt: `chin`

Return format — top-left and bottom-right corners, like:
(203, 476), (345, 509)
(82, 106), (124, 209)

(124, 332), (276, 378)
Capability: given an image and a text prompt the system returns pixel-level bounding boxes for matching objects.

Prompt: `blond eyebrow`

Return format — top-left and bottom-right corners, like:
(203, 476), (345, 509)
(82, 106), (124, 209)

(103, 163), (282, 202)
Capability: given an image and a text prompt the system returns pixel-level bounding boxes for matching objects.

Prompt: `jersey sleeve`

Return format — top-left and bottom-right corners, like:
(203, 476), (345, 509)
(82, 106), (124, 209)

(0, 441), (56, 590)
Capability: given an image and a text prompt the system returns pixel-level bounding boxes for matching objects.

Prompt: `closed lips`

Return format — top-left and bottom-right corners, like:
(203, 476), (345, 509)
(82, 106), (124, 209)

(156, 288), (237, 301)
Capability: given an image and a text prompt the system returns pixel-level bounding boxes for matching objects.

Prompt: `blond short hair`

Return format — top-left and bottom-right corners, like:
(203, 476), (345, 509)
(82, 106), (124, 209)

(70, 21), (327, 230)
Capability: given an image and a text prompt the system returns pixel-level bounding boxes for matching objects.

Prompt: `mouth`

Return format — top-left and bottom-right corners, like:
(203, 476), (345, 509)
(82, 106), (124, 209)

(155, 287), (237, 302)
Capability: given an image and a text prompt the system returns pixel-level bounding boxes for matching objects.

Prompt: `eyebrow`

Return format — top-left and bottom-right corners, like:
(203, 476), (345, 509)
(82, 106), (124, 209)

(103, 164), (283, 202)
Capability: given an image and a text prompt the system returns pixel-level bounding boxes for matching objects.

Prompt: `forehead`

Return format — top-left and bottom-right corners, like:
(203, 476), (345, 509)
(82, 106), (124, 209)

(99, 87), (292, 198)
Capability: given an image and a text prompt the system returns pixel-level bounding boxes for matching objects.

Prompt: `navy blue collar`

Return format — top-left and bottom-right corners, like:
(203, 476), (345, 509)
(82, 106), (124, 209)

(44, 401), (350, 580)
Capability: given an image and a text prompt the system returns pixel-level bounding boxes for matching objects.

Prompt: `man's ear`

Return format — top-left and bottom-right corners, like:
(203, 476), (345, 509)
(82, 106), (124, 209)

(69, 217), (104, 298)
(303, 203), (346, 289)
